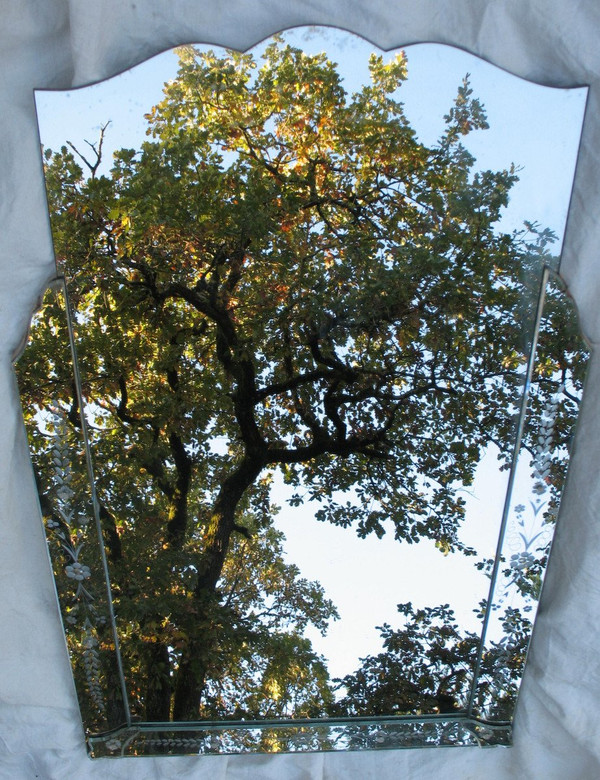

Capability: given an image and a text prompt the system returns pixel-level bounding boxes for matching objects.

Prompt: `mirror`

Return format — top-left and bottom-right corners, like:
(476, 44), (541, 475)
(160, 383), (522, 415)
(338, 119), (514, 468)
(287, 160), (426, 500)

(21, 29), (588, 755)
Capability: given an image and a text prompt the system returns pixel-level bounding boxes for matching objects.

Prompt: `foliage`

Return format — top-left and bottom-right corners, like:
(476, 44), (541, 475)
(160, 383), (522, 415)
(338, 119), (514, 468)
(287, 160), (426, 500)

(332, 602), (531, 721)
(20, 37), (585, 725)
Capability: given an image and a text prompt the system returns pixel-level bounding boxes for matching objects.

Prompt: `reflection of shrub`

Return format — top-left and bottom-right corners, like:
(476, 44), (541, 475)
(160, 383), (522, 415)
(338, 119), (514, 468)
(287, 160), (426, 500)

(333, 601), (530, 720)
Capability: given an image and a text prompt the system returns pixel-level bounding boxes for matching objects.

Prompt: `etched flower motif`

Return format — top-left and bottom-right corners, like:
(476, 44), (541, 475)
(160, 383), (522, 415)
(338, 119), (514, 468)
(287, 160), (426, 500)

(65, 561), (91, 581)
(290, 732), (312, 748)
(57, 484), (74, 503)
(532, 480), (546, 495)
(82, 633), (98, 649)
(510, 552), (535, 571)
(514, 504), (525, 514)
(45, 516), (60, 529)
(105, 738), (122, 752)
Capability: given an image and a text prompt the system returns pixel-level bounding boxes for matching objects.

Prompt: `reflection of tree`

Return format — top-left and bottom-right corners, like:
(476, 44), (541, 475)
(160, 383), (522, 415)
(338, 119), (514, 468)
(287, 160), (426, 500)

(333, 602), (531, 721)
(22, 38), (585, 727)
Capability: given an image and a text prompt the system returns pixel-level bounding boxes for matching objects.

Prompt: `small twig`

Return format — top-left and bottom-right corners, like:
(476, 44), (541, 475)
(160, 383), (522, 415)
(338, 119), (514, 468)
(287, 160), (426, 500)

(66, 121), (111, 179)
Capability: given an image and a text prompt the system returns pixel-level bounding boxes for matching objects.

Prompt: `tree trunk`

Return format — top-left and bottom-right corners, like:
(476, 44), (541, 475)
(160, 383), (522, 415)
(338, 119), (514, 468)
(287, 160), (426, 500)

(171, 636), (210, 721)
(171, 453), (265, 720)
(144, 640), (172, 721)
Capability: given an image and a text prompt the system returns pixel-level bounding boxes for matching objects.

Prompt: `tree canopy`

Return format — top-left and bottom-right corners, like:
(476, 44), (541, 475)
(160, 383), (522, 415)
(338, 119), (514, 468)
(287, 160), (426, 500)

(19, 37), (585, 732)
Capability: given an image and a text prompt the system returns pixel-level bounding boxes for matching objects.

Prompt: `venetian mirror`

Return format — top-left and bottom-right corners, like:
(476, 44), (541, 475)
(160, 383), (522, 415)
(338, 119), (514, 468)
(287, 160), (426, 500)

(19, 28), (588, 756)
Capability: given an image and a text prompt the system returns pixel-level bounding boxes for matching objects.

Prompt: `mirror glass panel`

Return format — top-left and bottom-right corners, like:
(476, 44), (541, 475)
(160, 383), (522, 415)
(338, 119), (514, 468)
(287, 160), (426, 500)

(21, 29), (588, 755)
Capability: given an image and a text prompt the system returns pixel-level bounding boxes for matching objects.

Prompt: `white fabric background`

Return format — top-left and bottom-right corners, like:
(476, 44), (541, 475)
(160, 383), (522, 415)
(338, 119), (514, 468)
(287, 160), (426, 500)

(1, 2), (600, 777)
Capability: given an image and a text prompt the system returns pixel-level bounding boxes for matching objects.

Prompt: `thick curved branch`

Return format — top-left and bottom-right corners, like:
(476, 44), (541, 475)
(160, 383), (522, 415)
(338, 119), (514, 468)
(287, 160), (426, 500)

(255, 367), (333, 400)
(161, 280), (266, 452)
(165, 431), (193, 547)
